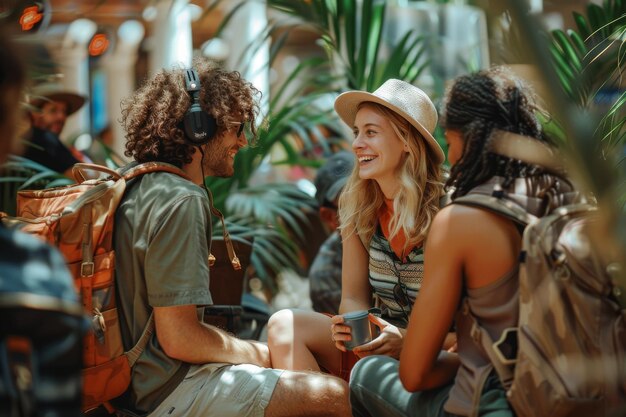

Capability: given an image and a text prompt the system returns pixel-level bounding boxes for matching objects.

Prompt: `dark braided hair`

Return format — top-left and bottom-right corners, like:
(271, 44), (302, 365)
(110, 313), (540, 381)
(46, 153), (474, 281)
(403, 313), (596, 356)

(441, 67), (553, 198)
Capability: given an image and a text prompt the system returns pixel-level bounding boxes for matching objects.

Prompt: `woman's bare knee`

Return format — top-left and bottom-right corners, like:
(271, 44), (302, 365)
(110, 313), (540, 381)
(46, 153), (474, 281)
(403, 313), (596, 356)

(267, 309), (297, 346)
(268, 309), (340, 373)
(268, 309), (318, 370)
(268, 309), (326, 347)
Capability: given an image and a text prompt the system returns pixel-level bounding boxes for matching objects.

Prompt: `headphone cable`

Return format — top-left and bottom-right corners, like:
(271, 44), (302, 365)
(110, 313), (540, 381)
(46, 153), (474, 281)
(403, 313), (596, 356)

(197, 145), (241, 270)
(199, 145), (208, 196)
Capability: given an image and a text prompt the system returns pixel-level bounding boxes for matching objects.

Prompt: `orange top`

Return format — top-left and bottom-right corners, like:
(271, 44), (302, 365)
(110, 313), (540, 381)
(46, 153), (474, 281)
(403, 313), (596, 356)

(379, 199), (417, 261)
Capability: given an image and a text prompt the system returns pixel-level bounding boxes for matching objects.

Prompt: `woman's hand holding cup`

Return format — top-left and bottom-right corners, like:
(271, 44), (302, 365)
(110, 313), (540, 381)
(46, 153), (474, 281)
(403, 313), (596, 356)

(352, 315), (403, 359)
(331, 311), (372, 352)
(330, 314), (350, 352)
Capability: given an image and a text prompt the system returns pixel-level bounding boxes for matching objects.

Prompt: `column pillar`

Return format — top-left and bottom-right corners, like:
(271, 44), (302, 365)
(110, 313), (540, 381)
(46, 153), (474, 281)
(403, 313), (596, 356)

(149, 0), (194, 74)
(103, 20), (145, 159)
(55, 18), (96, 141)
(219, 0), (269, 115)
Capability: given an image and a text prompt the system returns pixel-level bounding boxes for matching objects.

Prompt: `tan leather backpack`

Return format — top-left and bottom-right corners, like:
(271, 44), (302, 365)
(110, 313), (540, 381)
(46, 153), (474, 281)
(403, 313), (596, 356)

(3, 162), (240, 413)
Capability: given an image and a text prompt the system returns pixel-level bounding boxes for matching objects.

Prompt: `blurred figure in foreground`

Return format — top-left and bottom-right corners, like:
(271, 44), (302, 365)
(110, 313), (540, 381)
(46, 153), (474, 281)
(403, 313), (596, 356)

(0, 26), (85, 417)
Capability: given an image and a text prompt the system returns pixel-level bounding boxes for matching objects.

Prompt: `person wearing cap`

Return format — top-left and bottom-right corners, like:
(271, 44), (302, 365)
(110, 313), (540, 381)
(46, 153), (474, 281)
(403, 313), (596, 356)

(268, 79), (455, 382)
(22, 83), (88, 178)
(309, 150), (354, 314)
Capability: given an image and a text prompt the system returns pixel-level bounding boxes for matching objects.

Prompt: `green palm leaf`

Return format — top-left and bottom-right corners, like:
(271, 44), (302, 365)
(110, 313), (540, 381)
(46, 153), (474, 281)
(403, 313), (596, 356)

(0, 155), (73, 215)
(548, 0), (626, 157)
(267, 0), (432, 91)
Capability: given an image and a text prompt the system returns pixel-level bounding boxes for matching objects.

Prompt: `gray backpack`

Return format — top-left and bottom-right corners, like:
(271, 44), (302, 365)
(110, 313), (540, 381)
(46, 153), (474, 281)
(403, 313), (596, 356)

(454, 188), (626, 417)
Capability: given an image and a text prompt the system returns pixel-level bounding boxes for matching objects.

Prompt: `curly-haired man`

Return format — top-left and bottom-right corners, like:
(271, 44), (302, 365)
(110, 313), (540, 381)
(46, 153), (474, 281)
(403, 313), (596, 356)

(113, 57), (350, 416)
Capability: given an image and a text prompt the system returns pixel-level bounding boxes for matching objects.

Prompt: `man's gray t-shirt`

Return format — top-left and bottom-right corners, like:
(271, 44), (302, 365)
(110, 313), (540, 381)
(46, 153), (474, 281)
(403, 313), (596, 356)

(114, 171), (213, 413)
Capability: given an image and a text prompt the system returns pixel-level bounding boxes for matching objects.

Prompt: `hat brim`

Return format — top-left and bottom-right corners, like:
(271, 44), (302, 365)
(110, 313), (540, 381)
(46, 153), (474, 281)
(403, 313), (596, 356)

(334, 91), (444, 164)
(30, 92), (86, 116)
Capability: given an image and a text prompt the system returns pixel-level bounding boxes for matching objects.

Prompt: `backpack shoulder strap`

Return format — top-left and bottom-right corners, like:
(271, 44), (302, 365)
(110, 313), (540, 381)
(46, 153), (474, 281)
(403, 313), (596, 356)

(70, 162), (192, 183)
(121, 162), (191, 182)
(72, 163), (121, 183)
(124, 313), (154, 367)
(452, 193), (538, 227)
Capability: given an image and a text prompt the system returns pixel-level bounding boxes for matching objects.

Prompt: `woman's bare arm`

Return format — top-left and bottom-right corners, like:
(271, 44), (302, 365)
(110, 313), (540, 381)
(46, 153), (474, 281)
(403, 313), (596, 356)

(338, 229), (372, 314)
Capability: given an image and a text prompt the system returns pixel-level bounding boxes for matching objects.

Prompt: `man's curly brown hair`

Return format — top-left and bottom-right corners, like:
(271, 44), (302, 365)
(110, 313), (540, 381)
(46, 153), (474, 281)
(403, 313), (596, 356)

(121, 57), (261, 167)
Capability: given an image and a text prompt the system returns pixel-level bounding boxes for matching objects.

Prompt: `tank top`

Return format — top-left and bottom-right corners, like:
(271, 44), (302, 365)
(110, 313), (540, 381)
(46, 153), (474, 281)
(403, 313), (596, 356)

(368, 227), (423, 327)
(444, 267), (519, 415)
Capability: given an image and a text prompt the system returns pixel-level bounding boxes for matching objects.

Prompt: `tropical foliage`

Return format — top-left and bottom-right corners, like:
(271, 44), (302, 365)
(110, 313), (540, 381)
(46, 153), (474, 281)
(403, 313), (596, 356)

(549, 0), (626, 155)
(0, 155), (73, 216)
(497, 0), (625, 211)
(546, 0), (625, 280)
(268, 0), (431, 91)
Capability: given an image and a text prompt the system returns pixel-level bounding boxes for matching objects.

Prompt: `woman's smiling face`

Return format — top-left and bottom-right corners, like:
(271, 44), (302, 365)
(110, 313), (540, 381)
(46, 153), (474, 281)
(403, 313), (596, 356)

(352, 103), (407, 191)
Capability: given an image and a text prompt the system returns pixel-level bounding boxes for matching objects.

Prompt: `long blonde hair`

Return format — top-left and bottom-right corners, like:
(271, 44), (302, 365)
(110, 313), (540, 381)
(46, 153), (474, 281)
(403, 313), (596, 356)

(338, 103), (443, 251)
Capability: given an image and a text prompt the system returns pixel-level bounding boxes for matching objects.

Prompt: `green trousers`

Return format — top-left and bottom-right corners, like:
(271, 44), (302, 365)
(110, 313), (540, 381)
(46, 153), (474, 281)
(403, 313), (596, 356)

(349, 355), (513, 417)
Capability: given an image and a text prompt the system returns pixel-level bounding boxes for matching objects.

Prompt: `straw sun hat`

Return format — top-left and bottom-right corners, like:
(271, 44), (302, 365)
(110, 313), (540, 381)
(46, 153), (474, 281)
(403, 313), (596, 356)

(29, 82), (87, 116)
(334, 79), (444, 164)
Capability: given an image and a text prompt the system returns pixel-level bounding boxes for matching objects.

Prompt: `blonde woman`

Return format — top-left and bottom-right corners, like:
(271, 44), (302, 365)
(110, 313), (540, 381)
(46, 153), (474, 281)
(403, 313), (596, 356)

(267, 79), (452, 380)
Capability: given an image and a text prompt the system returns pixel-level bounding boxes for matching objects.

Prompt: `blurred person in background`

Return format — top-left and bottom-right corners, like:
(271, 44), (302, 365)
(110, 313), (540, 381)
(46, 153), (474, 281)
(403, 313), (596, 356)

(29, 82), (86, 137)
(309, 150), (354, 314)
(21, 82), (89, 177)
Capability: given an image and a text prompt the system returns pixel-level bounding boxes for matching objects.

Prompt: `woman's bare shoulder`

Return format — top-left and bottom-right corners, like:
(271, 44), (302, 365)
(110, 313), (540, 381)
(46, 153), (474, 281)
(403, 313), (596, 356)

(432, 203), (518, 241)
(430, 202), (521, 285)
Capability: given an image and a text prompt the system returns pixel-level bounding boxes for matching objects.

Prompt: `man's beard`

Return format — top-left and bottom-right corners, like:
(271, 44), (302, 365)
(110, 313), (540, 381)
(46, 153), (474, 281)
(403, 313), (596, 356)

(202, 138), (235, 178)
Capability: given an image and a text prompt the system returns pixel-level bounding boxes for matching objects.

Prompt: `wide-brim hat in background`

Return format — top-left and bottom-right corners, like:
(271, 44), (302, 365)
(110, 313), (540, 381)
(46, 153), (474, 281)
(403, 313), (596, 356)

(29, 82), (87, 116)
(334, 79), (444, 164)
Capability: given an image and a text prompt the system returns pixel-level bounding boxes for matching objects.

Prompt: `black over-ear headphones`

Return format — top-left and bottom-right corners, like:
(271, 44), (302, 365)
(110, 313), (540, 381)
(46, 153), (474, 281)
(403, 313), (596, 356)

(182, 68), (217, 146)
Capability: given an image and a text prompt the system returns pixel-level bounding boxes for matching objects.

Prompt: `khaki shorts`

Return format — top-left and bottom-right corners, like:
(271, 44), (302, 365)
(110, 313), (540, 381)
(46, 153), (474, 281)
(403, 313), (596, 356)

(149, 363), (283, 417)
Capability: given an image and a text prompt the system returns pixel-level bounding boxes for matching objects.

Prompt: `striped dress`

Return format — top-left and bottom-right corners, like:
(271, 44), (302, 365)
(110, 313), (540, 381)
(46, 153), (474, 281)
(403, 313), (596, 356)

(368, 226), (424, 327)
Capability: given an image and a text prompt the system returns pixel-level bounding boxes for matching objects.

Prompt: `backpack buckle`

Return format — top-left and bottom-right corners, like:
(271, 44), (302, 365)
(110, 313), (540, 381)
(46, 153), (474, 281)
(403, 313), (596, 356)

(492, 327), (518, 366)
(81, 262), (95, 277)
